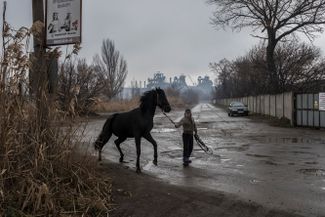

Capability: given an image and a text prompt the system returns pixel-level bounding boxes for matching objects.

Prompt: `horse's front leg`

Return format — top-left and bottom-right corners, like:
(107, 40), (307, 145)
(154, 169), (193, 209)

(144, 133), (158, 166)
(98, 149), (102, 161)
(135, 136), (142, 173)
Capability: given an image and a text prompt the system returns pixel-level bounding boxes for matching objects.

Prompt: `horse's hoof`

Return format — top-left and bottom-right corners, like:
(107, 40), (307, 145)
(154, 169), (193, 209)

(153, 160), (158, 166)
(119, 158), (124, 163)
(136, 168), (142, 174)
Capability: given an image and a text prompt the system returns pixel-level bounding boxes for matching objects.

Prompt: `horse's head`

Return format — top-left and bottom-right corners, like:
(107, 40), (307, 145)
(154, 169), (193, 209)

(156, 88), (171, 113)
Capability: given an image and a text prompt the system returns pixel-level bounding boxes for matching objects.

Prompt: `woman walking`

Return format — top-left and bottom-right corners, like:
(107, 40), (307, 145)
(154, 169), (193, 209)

(175, 109), (197, 166)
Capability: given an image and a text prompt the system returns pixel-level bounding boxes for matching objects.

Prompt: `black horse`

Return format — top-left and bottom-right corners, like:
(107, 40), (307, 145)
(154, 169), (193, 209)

(94, 88), (171, 173)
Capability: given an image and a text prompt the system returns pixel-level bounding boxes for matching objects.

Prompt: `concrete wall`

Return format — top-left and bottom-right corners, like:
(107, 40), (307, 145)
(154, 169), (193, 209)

(217, 92), (294, 125)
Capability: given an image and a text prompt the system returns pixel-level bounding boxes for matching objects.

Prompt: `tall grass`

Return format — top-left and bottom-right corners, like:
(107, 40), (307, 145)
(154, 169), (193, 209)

(0, 18), (112, 216)
(93, 97), (139, 113)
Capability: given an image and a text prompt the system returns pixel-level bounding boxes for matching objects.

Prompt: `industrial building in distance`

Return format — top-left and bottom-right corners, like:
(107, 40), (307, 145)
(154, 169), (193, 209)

(121, 72), (214, 100)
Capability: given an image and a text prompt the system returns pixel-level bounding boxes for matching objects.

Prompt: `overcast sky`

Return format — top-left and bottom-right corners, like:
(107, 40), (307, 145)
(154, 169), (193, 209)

(2, 0), (325, 87)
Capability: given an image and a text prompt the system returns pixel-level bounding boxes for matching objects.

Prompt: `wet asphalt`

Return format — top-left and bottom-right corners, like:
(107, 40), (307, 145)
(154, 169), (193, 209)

(83, 103), (325, 217)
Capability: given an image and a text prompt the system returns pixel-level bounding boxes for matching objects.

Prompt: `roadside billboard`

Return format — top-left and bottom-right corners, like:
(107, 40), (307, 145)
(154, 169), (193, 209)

(46, 0), (82, 46)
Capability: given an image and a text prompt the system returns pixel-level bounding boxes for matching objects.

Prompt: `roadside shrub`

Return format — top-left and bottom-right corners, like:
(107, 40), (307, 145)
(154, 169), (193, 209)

(58, 58), (105, 116)
(165, 88), (186, 109)
(0, 21), (112, 216)
(165, 87), (180, 98)
(93, 97), (139, 113)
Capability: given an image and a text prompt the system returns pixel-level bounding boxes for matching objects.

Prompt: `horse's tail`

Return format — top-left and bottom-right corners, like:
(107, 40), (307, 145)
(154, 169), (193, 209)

(94, 114), (118, 150)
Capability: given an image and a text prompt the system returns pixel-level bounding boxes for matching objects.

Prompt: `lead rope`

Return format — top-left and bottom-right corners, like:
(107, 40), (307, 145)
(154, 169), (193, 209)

(162, 111), (176, 125)
(161, 111), (184, 151)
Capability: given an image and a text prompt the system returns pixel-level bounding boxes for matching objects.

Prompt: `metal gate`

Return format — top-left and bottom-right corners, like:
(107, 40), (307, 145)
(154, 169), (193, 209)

(295, 93), (325, 128)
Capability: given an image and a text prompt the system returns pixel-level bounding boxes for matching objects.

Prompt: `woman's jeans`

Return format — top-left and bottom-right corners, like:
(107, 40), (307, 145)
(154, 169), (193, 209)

(182, 133), (193, 162)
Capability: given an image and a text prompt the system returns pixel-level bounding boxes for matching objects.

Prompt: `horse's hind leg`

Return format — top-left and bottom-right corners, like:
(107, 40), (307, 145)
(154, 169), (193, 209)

(94, 125), (113, 161)
(95, 131), (112, 161)
(114, 137), (127, 163)
(144, 133), (158, 166)
(135, 136), (142, 173)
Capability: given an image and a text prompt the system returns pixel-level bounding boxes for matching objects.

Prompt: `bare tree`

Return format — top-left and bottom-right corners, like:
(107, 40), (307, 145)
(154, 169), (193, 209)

(58, 58), (105, 116)
(208, 0), (325, 93)
(274, 42), (325, 91)
(75, 59), (106, 114)
(94, 39), (128, 100)
(209, 59), (234, 98)
(210, 42), (325, 98)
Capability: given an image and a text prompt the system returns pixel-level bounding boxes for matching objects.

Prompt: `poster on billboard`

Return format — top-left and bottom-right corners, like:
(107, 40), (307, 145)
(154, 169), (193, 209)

(319, 92), (325, 111)
(46, 0), (82, 46)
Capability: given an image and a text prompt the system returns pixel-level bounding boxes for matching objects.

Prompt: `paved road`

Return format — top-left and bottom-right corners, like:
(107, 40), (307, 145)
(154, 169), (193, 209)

(84, 103), (325, 217)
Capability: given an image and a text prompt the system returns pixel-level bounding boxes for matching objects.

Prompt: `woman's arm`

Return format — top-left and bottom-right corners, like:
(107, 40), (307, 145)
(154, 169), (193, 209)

(175, 118), (184, 128)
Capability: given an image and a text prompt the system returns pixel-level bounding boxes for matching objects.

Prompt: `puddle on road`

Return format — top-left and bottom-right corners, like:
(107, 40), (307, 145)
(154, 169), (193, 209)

(216, 144), (250, 152)
(251, 136), (316, 144)
(143, 161), (154, 171)
(263, 160), (278, 166)
(250, 179), (263, 184)
(221, 158), (231, 163)
(304, 161), (318, 165)
(297, 168), (325, 177)
(299, 147), (312, 150)
(220, 142), (236, 146)
(291, 151), (319, 157)
(268, 137), (311, 144)
(152, 128), (177, 133)
(195, 157), (221, 165)
(246, 153), (272, 158)
(161, 149), (210, 160)
(197, 127), (208, 130)
(161, 149), (183, 158)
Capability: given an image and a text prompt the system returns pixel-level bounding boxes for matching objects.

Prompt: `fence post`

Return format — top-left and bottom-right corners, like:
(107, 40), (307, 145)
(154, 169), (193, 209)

(282, 93), (285, 118)
(268, 95), (270, 116)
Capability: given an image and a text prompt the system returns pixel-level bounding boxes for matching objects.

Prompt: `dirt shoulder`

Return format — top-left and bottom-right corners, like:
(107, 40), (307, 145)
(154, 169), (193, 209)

(98, 160), (304, 217)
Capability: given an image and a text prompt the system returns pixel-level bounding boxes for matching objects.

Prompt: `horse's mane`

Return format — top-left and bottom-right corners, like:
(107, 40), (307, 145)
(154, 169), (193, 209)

(140, 89), (157, 113)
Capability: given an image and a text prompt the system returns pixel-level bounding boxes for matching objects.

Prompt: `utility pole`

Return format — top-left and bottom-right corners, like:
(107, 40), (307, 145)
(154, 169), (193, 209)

(31, 0), (45, 95)
(31, 0), (48, 130)
(1, 1), (7, 92)
(31, 0), (58, 96)
(31, 0), (59, 131)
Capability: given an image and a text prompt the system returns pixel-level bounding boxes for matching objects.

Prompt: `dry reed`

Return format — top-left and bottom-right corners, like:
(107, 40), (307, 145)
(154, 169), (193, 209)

(0, 18), (113, 216)
(93, 97), (140, 113)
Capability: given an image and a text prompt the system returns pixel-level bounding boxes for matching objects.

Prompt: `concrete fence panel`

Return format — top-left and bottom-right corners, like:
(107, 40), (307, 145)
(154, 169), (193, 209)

(217, 92), (294, 125)
(249, 96), (254, 112)
(269, 95), (276, 116)
(276, 93), (284, 119)
(284, 92), (293, 124)
(260, 95), (264, 114)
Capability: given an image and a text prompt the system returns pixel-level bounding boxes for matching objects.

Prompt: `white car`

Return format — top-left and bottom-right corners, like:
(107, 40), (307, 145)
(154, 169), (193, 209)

(228, 101), (249, 116)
